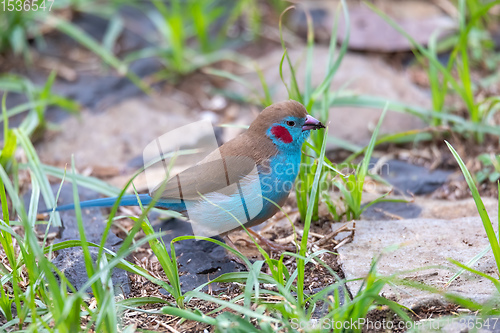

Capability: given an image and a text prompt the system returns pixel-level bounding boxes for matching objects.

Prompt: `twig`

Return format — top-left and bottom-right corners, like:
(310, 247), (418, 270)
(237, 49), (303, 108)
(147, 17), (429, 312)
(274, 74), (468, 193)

(315, 221), (355, 247)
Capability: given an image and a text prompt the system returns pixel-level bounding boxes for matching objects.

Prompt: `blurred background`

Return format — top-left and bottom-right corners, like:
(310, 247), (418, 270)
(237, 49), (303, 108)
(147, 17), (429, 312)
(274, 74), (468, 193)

(1, 0), (499, 194)
(2, 1), (500, 331)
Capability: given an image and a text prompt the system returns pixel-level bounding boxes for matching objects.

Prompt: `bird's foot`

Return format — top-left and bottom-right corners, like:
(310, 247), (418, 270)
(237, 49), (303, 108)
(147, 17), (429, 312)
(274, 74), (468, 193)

(222, 231), (294, 266)
(247, 229), (295, 252)
(222, 235), (249, 266)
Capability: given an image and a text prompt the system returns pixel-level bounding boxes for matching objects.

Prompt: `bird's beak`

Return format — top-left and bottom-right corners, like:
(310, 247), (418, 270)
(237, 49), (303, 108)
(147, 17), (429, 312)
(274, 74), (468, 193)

(302, 115), (325, 131)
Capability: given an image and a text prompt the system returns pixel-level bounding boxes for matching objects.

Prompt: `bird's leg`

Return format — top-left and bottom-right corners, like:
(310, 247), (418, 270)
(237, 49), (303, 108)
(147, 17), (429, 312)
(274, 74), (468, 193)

(247, 229), (293, 252)
(221, 230), (293, 265)
(222, 235), (248, 266)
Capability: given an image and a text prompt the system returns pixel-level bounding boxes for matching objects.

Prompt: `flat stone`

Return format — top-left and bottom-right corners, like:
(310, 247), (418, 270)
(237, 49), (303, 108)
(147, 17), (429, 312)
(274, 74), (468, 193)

(289, 0), (456, 52)
(229, 47), (429, 146)
(414, 315), (500, 332)
(361, 196), (500, 221)
(338, 1), (455, 52)
(337, 213), (500, 309)
(418, 197), (499, 220)
(36, 95), (201, 170)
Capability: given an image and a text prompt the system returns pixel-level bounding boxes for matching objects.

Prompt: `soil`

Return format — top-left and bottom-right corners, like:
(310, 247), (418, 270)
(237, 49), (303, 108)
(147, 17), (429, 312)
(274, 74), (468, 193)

(120, 208), (348, 332)
(362, 300), (463, 333)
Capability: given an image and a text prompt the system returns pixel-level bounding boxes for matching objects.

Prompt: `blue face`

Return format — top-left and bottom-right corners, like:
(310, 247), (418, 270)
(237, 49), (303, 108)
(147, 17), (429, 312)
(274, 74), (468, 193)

(266, 116), (311, 152)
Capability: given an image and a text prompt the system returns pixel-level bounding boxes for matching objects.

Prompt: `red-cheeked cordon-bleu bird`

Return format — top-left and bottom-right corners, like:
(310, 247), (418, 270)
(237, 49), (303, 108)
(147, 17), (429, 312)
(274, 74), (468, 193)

(50, 100), (325, 250)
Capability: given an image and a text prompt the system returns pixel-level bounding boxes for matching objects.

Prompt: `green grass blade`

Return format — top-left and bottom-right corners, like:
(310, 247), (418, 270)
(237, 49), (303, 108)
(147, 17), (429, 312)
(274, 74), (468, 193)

(303, 8), (314, 107)
(447, 241), (494, 286)
(308, 0), (350, 109)
(40, 164), (121, 197)
(14, 129), (61, 226)
(449, 258), (500, 292)
(446, 141), (500, 274)
(297, 128), (328, 306)
(357, 103), (387, 187)
(204, 68), (266, 105)
(102, 15), (124, 53)
(162, 306), (217, 325)
(331, 94), (500, 137)
(70, 155), (102, 298)
(279, 6), (302, 102)
(27, 172), (40, 226)
(365, 3), (464, 101)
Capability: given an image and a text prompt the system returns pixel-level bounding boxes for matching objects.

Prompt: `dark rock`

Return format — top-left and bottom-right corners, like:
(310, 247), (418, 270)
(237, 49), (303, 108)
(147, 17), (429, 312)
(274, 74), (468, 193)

(72, 13), (110, 42)
(50, 57), (162, 112)
(155, 218), (246, 294)
(288, 7), (331, 42)
(48, 10), (160, 111)
(378, 159), (453, 195)
(0, 8), (161, 139)
(52, 247), (130, 296)
(40, 9), (154, 55)
(29, 184), (131, 296)
(360, 159), (452, 219)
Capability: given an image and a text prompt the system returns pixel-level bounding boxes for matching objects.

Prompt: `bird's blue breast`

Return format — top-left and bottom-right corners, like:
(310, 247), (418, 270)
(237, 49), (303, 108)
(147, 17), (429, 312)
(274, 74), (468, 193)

(253, 150), (301, 222)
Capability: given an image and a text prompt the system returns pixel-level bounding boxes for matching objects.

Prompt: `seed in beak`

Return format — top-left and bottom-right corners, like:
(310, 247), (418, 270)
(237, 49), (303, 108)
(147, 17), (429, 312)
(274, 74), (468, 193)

(302, 115), (325, 131)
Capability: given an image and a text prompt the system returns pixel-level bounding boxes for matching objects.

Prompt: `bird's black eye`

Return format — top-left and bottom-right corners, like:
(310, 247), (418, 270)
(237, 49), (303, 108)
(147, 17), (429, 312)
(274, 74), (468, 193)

(286, 120), (295, 127)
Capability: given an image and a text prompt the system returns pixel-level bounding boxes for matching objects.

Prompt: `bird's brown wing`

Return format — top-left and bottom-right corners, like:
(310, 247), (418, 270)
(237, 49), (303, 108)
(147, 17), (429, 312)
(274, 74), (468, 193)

(151, 150), (259, 201)
(151, 129), (279, 201)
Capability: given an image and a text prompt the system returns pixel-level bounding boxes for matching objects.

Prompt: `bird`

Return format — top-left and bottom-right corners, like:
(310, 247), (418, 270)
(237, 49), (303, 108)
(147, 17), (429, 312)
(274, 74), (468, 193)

(49, 100), (325, 250)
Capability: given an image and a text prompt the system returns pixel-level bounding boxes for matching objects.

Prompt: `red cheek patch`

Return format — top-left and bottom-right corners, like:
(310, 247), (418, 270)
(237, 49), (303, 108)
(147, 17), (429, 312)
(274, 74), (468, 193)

(271, 125), (293, 144)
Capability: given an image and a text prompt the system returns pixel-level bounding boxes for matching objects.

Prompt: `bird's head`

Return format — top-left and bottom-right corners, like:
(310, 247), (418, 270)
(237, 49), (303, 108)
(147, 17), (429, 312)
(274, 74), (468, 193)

(248, 100), (325, 152)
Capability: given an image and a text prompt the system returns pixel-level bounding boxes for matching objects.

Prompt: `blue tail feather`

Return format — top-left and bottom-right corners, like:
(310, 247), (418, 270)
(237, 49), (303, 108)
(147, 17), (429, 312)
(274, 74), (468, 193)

(45, 194), (186, 213)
